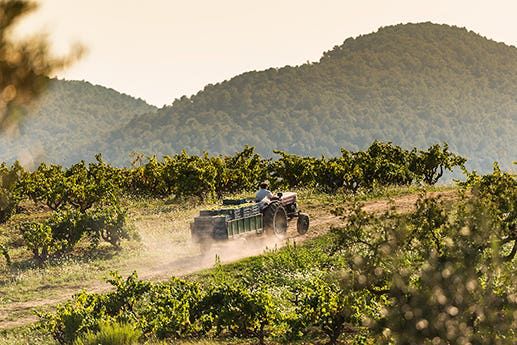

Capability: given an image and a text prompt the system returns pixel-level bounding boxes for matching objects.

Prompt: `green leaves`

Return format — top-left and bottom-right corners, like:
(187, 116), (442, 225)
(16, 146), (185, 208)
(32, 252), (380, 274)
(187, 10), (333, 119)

(19, 206), (131, 263)
(118, 142), (464, 200)
(73, 321), (142, 345)
(12, 142), (461, 207)
(198, 283), (280, 343)
(272, 150), (319, 189)
(325, 166), (516, 344)
(297, 276), (372, 345)
(19, 221), (52, 264)
(273, 142), (464, 194)
(41, 273), (281, 345)
(0, 160), (24, 223)
(460, 163), (517, 262)
(128, 146), (267, 199)
(411, 143), (467, 185)
(21, 157), (121, 212)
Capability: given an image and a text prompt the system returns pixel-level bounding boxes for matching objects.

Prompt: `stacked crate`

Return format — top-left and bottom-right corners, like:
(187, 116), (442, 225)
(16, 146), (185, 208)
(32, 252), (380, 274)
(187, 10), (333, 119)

(199, 209), (236, 218)
(192, 202), (263, 242)
(242, 203), (260, 218)
(191, 215), (229, 240)
(199, 203), (260, 221)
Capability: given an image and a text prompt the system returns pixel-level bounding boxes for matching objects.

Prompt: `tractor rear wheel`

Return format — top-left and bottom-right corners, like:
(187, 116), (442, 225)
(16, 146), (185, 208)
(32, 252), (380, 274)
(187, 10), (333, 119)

(297, 213), (310, 235)
(263, 202), (288, 237)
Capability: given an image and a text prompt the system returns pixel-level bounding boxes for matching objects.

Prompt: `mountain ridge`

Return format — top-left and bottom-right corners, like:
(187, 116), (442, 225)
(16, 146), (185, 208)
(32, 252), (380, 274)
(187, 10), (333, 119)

(0, 79), (156, 166)
(99, 22), (517, 170)
(1, 22), (515, 171)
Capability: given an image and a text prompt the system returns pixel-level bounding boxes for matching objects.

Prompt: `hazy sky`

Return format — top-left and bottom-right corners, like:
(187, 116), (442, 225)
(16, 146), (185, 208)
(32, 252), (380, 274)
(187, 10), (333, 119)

(15, 0), (517, 106)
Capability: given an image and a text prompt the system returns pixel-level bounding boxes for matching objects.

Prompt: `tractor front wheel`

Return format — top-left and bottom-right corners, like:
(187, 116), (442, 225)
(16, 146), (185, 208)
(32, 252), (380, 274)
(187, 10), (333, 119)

(297, 213), (310, 235)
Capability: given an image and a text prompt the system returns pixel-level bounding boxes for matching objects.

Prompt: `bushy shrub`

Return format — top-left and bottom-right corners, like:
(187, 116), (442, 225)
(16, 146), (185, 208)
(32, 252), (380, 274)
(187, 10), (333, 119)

(20, 156), (120, 212)
(0, 161), (24, 223)
(120, 142), (464, 199)
(20, 207), (130, 263)
(73, 322), (141, 345)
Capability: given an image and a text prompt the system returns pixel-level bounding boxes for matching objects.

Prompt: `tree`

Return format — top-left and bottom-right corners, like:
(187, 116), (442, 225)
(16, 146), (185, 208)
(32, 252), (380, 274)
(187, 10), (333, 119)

(0, 0), (81, 132)
(0, 161), (24, 223)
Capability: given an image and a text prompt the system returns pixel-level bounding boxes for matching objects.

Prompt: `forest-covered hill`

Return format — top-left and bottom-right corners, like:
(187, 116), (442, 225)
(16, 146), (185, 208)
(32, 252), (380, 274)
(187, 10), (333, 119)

(0, 79), (155, 165)
(1, 23), (516, 171)
(99, 23), (517, 171)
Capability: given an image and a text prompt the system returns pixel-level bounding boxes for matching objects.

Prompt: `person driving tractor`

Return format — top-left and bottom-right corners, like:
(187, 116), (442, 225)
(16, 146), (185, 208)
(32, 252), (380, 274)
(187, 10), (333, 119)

(255, 180), (274, 202)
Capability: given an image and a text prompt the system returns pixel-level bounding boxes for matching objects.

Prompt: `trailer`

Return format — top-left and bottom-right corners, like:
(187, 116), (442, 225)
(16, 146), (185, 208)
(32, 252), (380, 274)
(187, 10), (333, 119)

(190, 192), (309, 251)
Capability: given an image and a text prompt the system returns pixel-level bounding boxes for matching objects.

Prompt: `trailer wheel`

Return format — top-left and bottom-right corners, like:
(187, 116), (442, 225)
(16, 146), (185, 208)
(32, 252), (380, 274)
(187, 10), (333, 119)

(297, 213), (310, 235)
(263, 202), (288, 237)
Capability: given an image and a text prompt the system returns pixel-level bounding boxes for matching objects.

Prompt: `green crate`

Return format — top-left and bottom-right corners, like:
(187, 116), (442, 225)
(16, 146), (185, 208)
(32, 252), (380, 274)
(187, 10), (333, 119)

(227, 214), (262, 237)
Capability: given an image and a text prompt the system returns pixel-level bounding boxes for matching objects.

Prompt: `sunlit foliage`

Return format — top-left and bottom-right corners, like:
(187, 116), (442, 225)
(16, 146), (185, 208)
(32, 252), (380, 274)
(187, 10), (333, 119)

(38, 163), (515, 345)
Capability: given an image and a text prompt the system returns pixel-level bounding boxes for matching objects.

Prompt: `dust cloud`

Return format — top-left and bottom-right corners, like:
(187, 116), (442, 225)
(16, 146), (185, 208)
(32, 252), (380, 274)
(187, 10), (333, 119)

(134, 222), (301, 281)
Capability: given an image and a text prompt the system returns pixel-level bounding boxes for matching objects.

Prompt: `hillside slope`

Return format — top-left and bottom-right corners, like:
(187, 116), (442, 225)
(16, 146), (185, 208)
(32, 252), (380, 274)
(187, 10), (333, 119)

(0, 79), (156, 166)
(101, 23), (517, 170)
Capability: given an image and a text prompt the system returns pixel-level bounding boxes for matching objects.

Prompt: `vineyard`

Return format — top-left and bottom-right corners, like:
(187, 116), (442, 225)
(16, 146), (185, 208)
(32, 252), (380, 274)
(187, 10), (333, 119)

(0, 142), (465, 266)
(0, 142), (515, 344)
(29, 165), (517, 345)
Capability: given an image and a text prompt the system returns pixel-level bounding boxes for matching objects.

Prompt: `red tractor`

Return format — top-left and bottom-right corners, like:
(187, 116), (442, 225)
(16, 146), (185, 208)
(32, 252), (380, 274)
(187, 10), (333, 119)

(260, 192), (309, 236)
(191, 192), (309, 251)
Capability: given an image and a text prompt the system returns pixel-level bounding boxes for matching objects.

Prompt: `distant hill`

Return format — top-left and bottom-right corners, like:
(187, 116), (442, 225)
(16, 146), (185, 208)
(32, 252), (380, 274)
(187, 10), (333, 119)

(1, 23), (515, 172)
(0, 79), (156, 166)
(99, 22), (517, 171)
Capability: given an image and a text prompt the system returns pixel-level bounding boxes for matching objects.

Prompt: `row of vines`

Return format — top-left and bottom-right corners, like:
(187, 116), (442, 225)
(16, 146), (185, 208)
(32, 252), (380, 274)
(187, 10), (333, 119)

(0, 157), (130, 265)
(39, 165), (516, 344)
(0, 141), (464, 265)
(125, 141), (465, 197)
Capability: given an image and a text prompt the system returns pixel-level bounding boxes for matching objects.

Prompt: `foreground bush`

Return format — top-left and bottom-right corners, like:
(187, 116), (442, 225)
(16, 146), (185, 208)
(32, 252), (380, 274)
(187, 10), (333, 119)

(20, 206), (131, 264)
(73, 322), (142, 345)
(0, 162), (24, 223)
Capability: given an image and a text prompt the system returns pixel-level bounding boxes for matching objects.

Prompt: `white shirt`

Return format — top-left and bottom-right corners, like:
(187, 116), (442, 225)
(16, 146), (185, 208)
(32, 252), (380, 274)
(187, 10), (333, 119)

(255, 188), (274, 202)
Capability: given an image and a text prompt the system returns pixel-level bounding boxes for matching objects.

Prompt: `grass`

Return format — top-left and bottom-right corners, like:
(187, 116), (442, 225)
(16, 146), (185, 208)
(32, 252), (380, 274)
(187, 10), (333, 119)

(0, 326), (314, 345)
(0, 327), (260, 345)
(0, 325), (55, 345)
